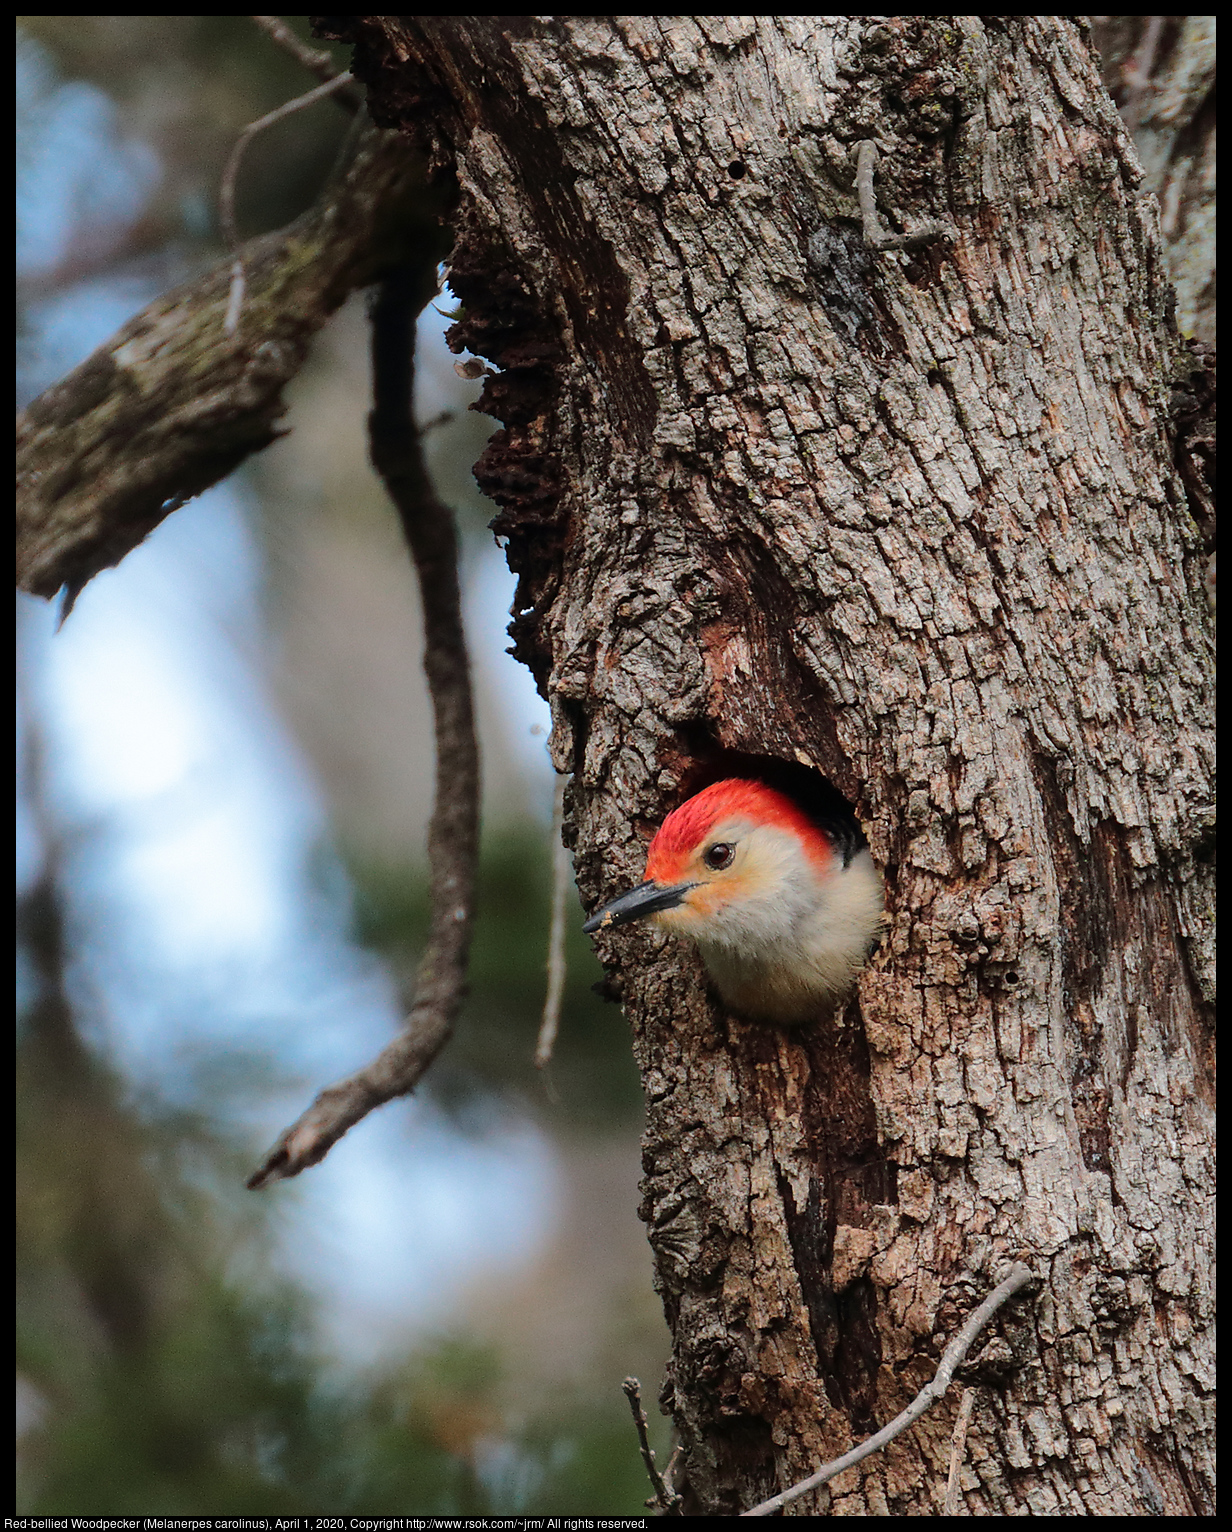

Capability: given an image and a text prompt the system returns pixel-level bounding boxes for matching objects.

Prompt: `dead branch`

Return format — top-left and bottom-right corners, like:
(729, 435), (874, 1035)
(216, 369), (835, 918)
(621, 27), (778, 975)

(743, 1264), (1033, 1516)
(248, 266), (479, 1189)
(17, 122), (440, 607)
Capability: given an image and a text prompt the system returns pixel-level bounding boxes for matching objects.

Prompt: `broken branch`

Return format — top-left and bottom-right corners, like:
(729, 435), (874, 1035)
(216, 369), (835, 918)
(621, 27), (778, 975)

(17, 124), (438, 606)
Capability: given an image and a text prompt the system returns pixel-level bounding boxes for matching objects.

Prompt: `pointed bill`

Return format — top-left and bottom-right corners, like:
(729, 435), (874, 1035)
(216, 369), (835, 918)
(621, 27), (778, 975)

(583, 879), (695, 934)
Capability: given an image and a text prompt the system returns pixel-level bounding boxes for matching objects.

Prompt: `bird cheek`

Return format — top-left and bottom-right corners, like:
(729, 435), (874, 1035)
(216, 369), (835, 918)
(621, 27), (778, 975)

(653, 903), (698, 936)
(678, 883), (730, 928)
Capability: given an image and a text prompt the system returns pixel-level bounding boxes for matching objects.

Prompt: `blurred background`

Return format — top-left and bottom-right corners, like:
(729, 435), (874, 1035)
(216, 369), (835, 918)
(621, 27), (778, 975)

(16, 17), (669, 1514)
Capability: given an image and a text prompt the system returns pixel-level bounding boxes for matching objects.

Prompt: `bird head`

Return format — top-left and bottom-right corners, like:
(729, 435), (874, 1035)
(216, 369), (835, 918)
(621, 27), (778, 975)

(583, 778), (847, 950)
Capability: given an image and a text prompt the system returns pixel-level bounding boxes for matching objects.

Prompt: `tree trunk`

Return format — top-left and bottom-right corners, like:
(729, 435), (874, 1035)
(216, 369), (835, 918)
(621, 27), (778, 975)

(324, 16), (1215, 1514)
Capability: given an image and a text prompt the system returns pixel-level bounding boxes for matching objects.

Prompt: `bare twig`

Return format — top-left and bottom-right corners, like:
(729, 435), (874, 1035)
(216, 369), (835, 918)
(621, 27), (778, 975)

(743, 1264), (1033, 1517)
(623, 1377), (683, 1516)
(419, 408), (456, 438)
(854, 140), (955, 252)
(943, 1386), (976, 1514)
(220, 71), (357, 335)
(535, 774), (571, 1070)
(251, 15), (360, 97)
(248, 266), (478, 1189)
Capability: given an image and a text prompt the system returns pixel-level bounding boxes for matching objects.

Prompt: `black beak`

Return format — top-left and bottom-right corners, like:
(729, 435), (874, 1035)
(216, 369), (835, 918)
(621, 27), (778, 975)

(583, 879), (695, 934)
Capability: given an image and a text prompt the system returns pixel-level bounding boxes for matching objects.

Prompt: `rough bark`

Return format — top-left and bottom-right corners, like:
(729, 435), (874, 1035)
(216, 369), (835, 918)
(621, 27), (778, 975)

(326, 16), (1215, 1514)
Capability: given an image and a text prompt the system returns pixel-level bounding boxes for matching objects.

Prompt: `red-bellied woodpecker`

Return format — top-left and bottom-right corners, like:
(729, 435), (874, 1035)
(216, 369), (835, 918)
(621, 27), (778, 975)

(583, 778), (884, 1023)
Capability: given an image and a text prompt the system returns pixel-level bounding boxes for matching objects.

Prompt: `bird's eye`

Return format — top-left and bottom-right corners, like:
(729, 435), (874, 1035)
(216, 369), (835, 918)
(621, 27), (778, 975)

(704, 842), (735, 870)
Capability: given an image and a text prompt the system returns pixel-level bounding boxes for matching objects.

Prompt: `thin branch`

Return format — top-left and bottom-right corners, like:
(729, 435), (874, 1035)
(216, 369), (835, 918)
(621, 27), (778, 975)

(743, 1265), (1033, 1517)
(535, 773), (571, 1070)
(220, 71), (357, 336)
(943, 1385), (976, 1514)
(854, 140), (955, 252)
(250, 15), (360, 98)
(623, 1377), (683, 1516)
(249, 266), (479, 1189)
(419, 408), (456, 437)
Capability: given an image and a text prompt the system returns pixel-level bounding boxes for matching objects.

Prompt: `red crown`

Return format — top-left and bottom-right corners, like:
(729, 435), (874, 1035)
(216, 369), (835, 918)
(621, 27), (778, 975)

(646, 779), (834, 882)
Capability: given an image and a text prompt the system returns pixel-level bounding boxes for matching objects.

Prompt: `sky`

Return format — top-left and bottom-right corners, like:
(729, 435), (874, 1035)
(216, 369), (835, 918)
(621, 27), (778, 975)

(16, 34), (560, 1364)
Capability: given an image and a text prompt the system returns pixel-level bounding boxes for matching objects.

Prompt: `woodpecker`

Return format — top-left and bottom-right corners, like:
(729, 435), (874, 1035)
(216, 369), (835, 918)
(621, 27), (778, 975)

(584, 778), (884, 1023)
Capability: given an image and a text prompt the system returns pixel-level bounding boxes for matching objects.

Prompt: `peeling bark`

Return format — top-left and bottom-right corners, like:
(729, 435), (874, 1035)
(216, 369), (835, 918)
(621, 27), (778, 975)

(324, 13), (1215, 1516)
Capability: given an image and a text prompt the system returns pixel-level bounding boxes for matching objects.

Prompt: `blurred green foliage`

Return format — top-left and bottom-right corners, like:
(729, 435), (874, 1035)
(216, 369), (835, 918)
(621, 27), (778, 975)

(348, 830), (644, 1132)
